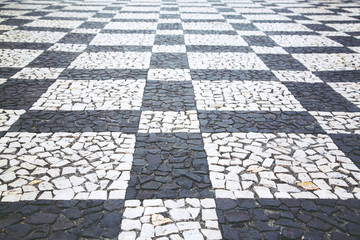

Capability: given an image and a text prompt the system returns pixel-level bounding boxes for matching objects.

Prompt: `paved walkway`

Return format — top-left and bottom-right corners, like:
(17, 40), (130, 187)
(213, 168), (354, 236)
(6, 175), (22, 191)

(0, 0), (360, 239)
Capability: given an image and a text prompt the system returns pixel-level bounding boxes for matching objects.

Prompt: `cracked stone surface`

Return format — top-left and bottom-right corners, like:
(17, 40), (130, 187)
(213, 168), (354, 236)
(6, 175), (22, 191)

(0, 0), (360, 239)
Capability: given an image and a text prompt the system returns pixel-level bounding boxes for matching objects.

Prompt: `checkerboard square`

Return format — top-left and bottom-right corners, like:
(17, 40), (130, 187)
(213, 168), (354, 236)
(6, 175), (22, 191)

(28, 51), (80, 68)
(0, 132), (135, 201)
(58, 33), (96, 44)
(188, 53), (268, 70)
(185, 34), (248, 46)
(90, 33), (155, 46)
(69, 52), (151, 69)
(284, 82), (360, 112)
(258, 54), (308, 71)
(141, 81), (196, 111)
(30, 80), (145, 111)
(157, 23), (182, 30)
(150, 53), (189, 69)
(242, 36), (279, 47)
(0, 49), (43, 68)
(126, 133), (213, 199)
(193, 80), (304, 111)
(0, 30), (66, 44)
(154, 35), (185, 45)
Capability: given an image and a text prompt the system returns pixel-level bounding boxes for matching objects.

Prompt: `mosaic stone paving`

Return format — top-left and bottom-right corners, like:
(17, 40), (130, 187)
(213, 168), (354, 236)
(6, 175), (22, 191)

(0, 0), (359, 239)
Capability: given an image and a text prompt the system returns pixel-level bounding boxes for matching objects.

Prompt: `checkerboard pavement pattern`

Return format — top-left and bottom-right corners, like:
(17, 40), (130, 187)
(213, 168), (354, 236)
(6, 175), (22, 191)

(0, 0), (360, 239)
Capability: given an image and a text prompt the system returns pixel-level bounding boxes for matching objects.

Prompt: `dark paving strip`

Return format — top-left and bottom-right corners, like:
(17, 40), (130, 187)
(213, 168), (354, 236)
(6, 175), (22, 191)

(93, 13), (116, 18)
(111, 19), (158, 22)
(9, 110), (141, 133)
(0, 67), (22, 78)
(126, 132), (214, 200)
(330, 134), (360, 168)
(59, 69), (149, 80)
(304, 24), (337, 32)
(217, 8), (236, 13)
(242, 36), (279, 47)
(231, 23), (260, 31)
(313, 70), (360, 83)
(222, 15), (245, 20)
(0, 200), (124, 240)
(58, 33), (96, 44)
(78, 21), (107, 29)
(159, 14), (180, 18)
(266, 31), (320, 36)
(190, 70), (278, 81)
(40, 16), (88, 21)
(216, 198), (360, 240)
(150, 53), (189, 69)
(0, 18), (33, 26)
(198, 110), (325, 134)
(186, 45), (253, 52)
(0, 42), (52, 50)
(100, 29), (156, 34)
(328, 36), (360, 47)
(182, 19), (227, 23)
(283, 82), (360, 112)
(86, 45), (152, 52)
(285, 15), (311, 21)
(141, 80), (196, 111)
(183, 30), (238, 35)
(157, 23), (183, 30)
(16, 26), (71, 32)
(0, 79), (55, 110)
(284, 47), (356, 54)
(154, 35), (184, 45)
(27, 51), (81, 68)
(258, 54), (308, 71)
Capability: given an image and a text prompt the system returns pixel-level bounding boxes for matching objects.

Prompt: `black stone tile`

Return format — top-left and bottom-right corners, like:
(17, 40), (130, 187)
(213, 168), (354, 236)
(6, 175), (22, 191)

(161, 7), (179, 11)
(160, 14), (181, 19)
(190, 70), (278, 81)
(27, 51), (80, 68)
(284, 47), (355, 54)
(242, 36), (278, 47)
(222, 15), (245, 20)
(157, 23), (182, 30)
(93, 13), (116, 18)
(304, 24), (337, 31)
(231, 23), (259, 31)
(0, 200), (124, 240)
(0, 42), (52, 50)
(186, 45), (253, 52)
(183, 30), (238, 35)
(154, 34), (185, 45)
(103, 6), (122, 11)
(286, 15), (310, 21)
(86, 45), (152, 52)
(24, 11), (49, 17)
(100, 29), (156, 34)
(141, 81), (196, 111)
(182, 19), (226, 23)
(0, 79), (55, 110)
(258, 54), (308, 71)
(330, 134), (360, 168)
(313, 70), (360, 83)
(59, 69), (149, 80)
(283, 82), (360, 112)
(198, 110), (325, 133)
(216, 199), (360, 240)
(78, 21), (107, 29)
(9, 110), (140, 133)
(58, 33), (96, 44)
(16, 26), (70, 32)
(150, 53), (189, 69)
(328, 36), (360, 46)
(1, 18), (33, 26)
(267, 32), (319, 36)
(217, 8), (236, 13)
(126, 133), (213, 200)
(41, 16), (86, 21)
(0, 67), (22, 78)
(111, 19), (157, 22)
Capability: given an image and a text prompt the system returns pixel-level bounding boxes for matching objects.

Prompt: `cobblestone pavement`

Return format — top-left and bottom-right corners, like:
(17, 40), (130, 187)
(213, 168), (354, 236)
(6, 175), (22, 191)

(0, 0), (360, 239)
